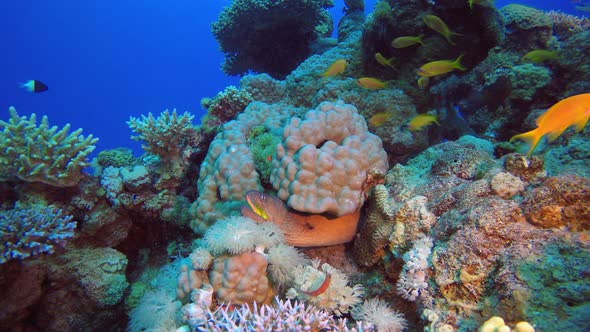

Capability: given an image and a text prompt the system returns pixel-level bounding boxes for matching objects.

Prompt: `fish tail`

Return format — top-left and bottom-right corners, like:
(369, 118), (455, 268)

(510, 128), (543, 157)
(454, 54), (467, 71)
(417, 34), (425, 45)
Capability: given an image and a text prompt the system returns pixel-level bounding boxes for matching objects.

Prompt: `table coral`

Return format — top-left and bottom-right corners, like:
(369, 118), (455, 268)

(211, 0), (334, 78)
(0, 107), (98, 187)
(271, 100), (388, 216)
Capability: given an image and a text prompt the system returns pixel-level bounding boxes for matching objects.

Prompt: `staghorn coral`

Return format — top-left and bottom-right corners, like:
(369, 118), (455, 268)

(271, 100), (389, 216)
(211, 0), (334, 78)
(191, 297), (375, 331)
(0, 107), (98, 187)
(0, 203), (76, 264)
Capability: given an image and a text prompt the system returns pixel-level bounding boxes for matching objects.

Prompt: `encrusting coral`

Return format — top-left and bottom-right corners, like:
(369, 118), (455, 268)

(0, 107), (98, 187)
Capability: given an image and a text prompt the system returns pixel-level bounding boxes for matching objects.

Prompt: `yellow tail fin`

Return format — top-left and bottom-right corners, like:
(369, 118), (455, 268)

(510, 128), (543, 157)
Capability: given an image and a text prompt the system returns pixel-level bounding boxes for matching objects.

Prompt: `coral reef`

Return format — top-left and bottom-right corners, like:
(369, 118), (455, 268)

(4, 1), (590, 331)
(212, 0), (334, 78)
(191, 101), (293, 232)
(0, 107), (98, 187)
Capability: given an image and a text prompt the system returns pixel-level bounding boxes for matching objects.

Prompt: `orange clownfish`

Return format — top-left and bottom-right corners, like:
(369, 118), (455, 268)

(510, 93), (590, 156)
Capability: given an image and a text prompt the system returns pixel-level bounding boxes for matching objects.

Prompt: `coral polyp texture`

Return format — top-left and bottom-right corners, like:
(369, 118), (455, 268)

(211, 0), (334, 78)
(0, 203), (76, 264)
(0, 107), (98, 187)
(271, 100), (389, 216)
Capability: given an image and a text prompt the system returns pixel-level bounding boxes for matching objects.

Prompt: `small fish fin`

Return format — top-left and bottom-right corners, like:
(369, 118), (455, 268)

(546, 127), (567, 142)
(574, 115), (590, 132)
(433, 118), (441, 126)
(510, 128), (543, 157)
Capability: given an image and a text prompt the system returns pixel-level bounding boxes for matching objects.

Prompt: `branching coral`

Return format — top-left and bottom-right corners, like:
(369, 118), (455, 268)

(0, 202), (76, 263)
(190, 297), (375, 331)
(127, 109), (196, 160)
(0, 107), (98, 187)
(211, 0), (334, 78)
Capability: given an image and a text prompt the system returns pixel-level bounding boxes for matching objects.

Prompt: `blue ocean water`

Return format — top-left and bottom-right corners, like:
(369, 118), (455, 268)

(0, 0), (586, 156)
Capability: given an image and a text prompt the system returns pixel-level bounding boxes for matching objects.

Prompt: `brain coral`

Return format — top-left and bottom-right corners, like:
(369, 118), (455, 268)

(212, 0), (334, 78)
(270, 100), (389, 216)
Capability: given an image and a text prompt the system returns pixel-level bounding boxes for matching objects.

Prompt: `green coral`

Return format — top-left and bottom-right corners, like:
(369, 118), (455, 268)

(0, 107), (98, 187)
(500, 4), (552, 30)
(249, 130), (281, 186)
(506, 63), (552, 101)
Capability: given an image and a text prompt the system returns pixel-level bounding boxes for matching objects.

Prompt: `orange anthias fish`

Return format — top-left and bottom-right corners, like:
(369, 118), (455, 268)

(408, 114), (440, 131)
(357, 77), (388, 90)
(423, 14), (461, 45)
(418, 55), (466, 77)
(510, 93), (590, 156)
(368, 112), (393, 127)
(322, 59), (347, 78)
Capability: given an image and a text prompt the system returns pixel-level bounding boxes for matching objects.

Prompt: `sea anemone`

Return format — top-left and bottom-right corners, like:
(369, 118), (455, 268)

(203, 216), (285, 255)
(351, 298), (407, 332)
